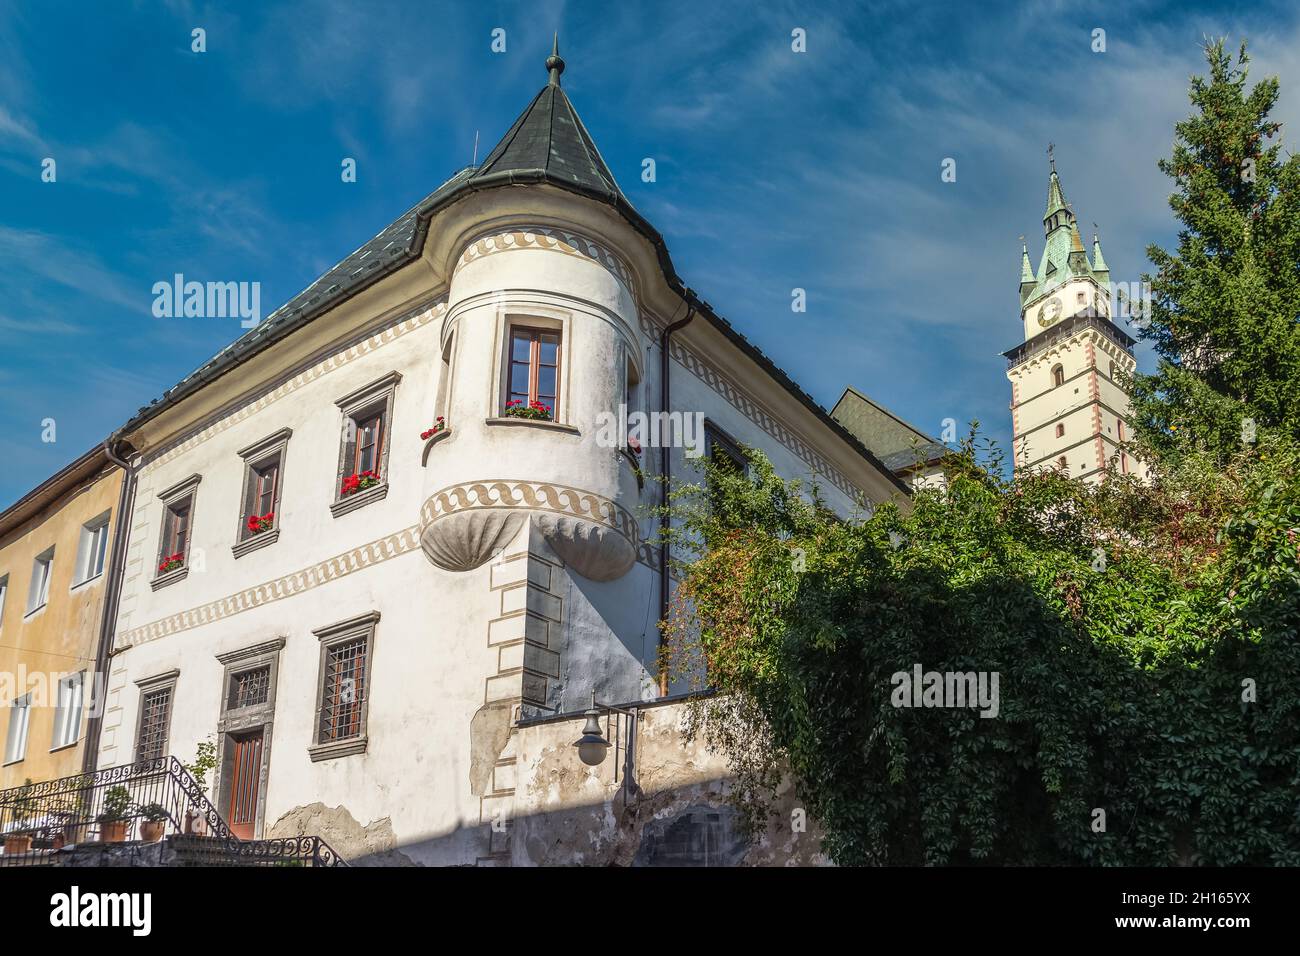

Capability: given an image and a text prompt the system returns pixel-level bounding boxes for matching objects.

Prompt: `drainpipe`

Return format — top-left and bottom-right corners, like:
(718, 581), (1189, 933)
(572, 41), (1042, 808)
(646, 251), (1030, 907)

(656, 301), (696, 695)
(83, 433), (137, 774)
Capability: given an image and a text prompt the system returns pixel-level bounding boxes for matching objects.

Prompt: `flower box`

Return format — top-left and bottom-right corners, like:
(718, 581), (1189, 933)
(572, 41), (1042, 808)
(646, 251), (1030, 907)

(246, 511), (275, 535)
(503, 399), (553, 421)
(340, 470), (381, 497)
(158, 553), (184, 574)
(420, 417), (447, 441)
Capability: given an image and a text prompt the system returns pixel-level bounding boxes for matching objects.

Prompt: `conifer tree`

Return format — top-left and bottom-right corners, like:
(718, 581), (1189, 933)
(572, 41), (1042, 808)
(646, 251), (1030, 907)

(1132, 39), (1300, 464)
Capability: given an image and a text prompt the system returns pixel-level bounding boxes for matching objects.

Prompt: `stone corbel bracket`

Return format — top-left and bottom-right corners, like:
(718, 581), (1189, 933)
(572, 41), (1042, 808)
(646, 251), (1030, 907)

(418, 480), (637, 581)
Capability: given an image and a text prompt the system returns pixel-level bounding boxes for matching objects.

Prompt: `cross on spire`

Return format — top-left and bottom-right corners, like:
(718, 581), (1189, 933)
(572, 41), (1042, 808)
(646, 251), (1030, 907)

(1047, 142), (1056, 171)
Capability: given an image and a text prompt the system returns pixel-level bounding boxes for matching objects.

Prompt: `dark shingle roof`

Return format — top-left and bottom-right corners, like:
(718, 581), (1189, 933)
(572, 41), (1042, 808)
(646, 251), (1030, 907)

(832, 387), (948, 474)
(115, 50), (909, 496)
(472, 82), (623, 201)
(134, 166), (476, 422)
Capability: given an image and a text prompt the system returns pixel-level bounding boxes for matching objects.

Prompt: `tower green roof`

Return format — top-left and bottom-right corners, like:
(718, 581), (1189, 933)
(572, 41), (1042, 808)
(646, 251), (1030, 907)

(1020, 160), (1108, 306)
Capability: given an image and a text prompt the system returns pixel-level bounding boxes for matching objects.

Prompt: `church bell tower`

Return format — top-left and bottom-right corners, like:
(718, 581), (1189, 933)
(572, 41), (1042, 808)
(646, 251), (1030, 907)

(1005, 152), (1148, 484)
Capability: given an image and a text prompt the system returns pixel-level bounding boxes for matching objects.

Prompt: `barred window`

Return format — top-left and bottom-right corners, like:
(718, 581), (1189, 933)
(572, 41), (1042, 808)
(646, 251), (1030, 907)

(227, 666), (271, 711)
(136, 685), (173, 762)
(319, 637), (367, 742)
(310, 612), (377, 760)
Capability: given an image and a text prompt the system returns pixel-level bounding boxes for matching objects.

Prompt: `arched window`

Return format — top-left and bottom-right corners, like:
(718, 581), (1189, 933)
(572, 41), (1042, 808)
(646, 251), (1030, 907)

(1109, 360), (1116, 380)
(1057, 456), (1068, 471)
(1051, 365), (1065, 388)
(1055, 423), (1065, 438)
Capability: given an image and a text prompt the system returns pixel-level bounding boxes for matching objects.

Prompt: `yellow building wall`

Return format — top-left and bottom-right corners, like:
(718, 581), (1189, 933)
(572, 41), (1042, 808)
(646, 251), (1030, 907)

(0, 464), (123, 790)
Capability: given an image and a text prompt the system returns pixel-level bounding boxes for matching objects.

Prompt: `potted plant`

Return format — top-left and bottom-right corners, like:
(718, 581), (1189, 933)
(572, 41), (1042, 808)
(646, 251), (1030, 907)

(138, 803), (168, 842)
(245, 511), (275, 535)
(158, 552), (184, 574)
(420, 417), (446, 440)
(340, 470), (381, 497)
(3, 778), (38, 854)
(181, 738), (218, 834)
(97, 785), (132, 843)
(503, 399), (553, 421)
(56, 776), (93, 847)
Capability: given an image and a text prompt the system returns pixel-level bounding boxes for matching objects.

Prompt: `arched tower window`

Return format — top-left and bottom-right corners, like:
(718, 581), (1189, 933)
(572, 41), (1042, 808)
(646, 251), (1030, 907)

(1057, 456), (1068, 471)
(1055, 423), (1064, 438)
(1051, 364), (1064, 388)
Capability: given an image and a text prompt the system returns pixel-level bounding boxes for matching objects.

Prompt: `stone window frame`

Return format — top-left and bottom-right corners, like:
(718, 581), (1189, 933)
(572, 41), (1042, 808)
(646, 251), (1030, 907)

(330, 372), (401, 518)
(486, 307), (576, 432)
(133, 670), (179, 763)
(213, 638), (284, 839)
(152, 474), (202, 591)
(704, 419), (748, 475)
(309, 611), (379, 762)
(233, 428), (293, 559)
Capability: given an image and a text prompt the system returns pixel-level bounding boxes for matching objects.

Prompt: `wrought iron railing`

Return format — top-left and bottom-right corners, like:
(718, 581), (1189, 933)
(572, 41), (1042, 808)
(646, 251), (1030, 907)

(0, 757), (346, 867)
(168, 833), (347, 867)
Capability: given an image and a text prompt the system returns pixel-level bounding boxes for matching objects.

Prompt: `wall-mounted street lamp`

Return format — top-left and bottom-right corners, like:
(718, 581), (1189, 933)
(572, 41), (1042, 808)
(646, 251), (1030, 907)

(572, 691), (641, 800)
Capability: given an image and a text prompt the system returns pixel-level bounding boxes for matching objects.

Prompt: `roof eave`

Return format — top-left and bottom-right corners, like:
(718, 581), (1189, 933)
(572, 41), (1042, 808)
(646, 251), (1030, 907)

(113, 170), (907, 498)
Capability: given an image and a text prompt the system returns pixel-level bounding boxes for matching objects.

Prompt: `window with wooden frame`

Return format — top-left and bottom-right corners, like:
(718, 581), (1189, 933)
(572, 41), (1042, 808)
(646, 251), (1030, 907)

(332, 373), (401, 518)
(51, 671), (84, 750)
(505, 326), (560, 419)
(234, 429), (291, 557)
(310, 611), (379, 761)
(74, 512), (111, 587)
(1055, 423), (1065, 438)
(153, 474), (201, 589)
(1057, 456), (1068, 471)
(703, 421), (747, 513)
(4, 693), (30, 764)
(1051, 364), (1065, 388)
(705, 422), (747, 474)
(435, 332), (455, 424)
(26, 546), (54, 614)
(134, 672), (178, 763)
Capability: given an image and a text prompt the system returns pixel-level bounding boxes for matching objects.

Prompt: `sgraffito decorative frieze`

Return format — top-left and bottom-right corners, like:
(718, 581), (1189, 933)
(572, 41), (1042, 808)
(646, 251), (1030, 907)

(144, 300), (447, 470)
(456, 226), (635, 296)
(637, 311), (863, 500)
(115, 527), (422, 649)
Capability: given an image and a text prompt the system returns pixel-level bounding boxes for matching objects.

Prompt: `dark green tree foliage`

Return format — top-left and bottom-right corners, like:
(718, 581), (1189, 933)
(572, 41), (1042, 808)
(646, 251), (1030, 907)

(662, 435), (1300, 865)
(1132, 39), (1300, 464)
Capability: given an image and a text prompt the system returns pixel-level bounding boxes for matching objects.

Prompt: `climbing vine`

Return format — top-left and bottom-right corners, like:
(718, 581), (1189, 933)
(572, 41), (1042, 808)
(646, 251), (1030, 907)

(660, 433), (1300, 865)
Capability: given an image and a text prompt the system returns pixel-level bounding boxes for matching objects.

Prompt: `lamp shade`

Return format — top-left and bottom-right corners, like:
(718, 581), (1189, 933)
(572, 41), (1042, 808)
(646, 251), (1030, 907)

(573, 704), (610, 766)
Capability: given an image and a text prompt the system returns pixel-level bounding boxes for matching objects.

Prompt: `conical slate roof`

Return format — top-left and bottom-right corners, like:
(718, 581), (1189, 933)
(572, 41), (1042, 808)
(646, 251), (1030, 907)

(471, 39), (624, 202)
(115, 40), (907, 494)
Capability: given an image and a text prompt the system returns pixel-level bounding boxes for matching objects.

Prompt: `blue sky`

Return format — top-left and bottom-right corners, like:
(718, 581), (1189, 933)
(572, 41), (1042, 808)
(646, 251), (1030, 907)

(2, 0), (1298, 507)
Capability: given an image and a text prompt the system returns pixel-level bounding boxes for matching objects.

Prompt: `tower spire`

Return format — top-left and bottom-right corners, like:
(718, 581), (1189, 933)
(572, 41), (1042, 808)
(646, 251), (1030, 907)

(546, 33), (565, 86)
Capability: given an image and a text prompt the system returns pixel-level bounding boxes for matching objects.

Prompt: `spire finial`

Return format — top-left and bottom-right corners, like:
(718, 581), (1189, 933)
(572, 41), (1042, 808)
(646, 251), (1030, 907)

(546, 33), (565, 86)
(1047, 141), (1056, 172)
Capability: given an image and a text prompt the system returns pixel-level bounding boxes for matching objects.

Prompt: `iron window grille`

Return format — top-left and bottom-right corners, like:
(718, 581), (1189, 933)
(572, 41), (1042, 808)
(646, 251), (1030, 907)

(319, 638), (367, 742)
(309, 612), (379, 760)
(136, 685), (173, 762)
(227, 667), (271, 711)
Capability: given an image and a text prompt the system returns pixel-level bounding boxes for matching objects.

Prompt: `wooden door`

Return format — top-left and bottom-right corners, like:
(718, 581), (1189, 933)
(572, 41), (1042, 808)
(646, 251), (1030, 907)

(227, 731), (263, 840)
